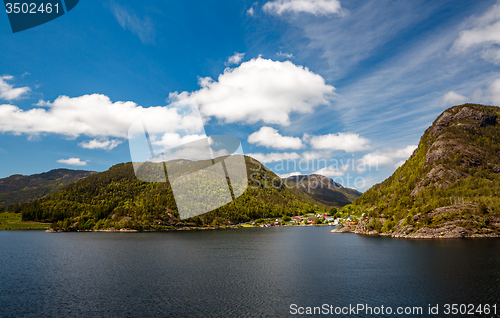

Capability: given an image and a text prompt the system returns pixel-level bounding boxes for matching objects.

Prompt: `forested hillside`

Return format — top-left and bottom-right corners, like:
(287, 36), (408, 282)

(349, 104), (500, 238)
(0, 169), (95, 209)
(17, 156), (326, 230)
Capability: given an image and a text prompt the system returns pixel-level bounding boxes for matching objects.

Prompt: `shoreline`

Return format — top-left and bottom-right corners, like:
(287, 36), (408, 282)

(44, 223), (336, 233)
(331, 223), (500, 239)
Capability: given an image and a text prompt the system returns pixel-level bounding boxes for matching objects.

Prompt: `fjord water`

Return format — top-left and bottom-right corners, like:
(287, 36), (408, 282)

(1, 227), (499, 317)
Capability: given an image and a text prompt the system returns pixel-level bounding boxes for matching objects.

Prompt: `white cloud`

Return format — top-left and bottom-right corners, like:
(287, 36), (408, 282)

(79, 139), (123, 150)
(171, 57), (335, 126)
(488, 78), (500, 105)
(443, 77), (500, 107)
(248, 126), (304, 149)
(359, 145), (417, 169)
(394, 160), (406, 168)
(442, 91), (467, 106)
(453, 2), (500, 64)
(247, 152), (301, 163)
(226, 52), (245, 65)
(0, 94), (204, 139)
(150, 132), (206, 149)
(247, 7), (255, 15)
(277, 51), (294, 58)
(392, 145), (417, 158)
(313, 165), (345, 177)
(301, 150), (330, 161)
(279, 171), (302, 178)
(309, 132), (371, 152)
(110, 3), (155, 44)
(57, 158), (87, 166)
(263, 0), (345, 16)
(0, 75), (30, 101)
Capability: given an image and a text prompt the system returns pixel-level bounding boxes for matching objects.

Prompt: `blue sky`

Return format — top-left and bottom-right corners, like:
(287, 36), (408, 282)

(1, 0), (500, 191)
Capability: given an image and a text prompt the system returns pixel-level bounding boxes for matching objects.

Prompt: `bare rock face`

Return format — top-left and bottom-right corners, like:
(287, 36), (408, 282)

(430, 111), (453, 138)
(354, 219), (368, 234)
(424, 138), (483, 166)
(454, 106), (497, 126)
(429, 106), (496, 141)
(424, 106), (497, 165)
(411, 164), (466, 196)
(429, 164), (463, 185)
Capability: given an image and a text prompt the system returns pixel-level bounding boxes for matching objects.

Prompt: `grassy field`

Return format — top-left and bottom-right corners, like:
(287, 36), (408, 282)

(0, 212), (50, 230)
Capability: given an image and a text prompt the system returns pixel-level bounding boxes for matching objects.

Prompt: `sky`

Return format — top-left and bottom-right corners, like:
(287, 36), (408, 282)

(1, 0), (500, 191)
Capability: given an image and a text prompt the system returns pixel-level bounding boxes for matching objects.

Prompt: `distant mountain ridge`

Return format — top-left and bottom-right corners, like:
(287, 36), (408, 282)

(283, 174), (361, 207)
(0, 169), (96, 208)
(348, 104), (500, 238)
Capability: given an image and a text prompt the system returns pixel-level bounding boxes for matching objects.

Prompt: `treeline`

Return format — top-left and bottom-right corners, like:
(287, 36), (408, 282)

(18, 158), (321, 230)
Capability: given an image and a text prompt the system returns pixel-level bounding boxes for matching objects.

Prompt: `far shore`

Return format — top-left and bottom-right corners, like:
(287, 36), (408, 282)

(45, 223), (339, 233)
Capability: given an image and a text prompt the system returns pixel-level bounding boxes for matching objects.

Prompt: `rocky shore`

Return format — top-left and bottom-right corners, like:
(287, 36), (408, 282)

(331, 204), (500, 239)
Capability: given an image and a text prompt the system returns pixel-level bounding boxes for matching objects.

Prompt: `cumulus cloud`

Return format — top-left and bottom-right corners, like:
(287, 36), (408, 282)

(248, 126), (304, 149)
(313, 165), (345, 177)
(78, 139), (123, 150)
(171, 57), (335, 126)
(247, 7), (255, 15)
(488, 77), (500, 105)
(247, 152), (301, 163)
(0, 94), (204, 139)
(263, 0), (345, 16)
(301, 150), (330, 161)
(57, 158), (87, 166)
(226, 53), (245, 65)
(110, 3), (155, 44)
(442, 91), (467, 106)
(279, 171), (302, 178)
(150, 132), (206, 149)
(446, 77), (500, 106)
(359, 145), (417, 169)
(0, 75), (30, 101)
(309, 132), (371, 152)
(453, 2), (500, 64)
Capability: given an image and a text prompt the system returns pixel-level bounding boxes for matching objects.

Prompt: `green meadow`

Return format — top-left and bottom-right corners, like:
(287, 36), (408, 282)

(0, 212), (50, 230)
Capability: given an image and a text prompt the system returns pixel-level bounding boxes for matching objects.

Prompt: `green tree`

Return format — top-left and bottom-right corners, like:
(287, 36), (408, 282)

(328, 207), (337, 216)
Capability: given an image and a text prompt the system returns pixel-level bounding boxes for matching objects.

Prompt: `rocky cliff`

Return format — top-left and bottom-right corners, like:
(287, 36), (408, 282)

(342, 104), (500, 238)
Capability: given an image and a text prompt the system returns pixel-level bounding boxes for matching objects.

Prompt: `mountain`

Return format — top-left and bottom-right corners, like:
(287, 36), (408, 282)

(283, 174), (361, 207)
(346, 104), (500, 238)
(17, 156), (356, 230)
(0, 169), (95, 209)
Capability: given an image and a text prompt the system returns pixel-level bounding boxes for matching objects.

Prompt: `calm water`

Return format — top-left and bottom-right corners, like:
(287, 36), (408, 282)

(0, 227), (499, 317)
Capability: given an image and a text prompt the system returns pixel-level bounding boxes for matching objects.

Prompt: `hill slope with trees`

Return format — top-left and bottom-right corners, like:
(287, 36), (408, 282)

(344, 104), (500, 238)
(0, 169), (95, 210)
(17, 156), (358, 230)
